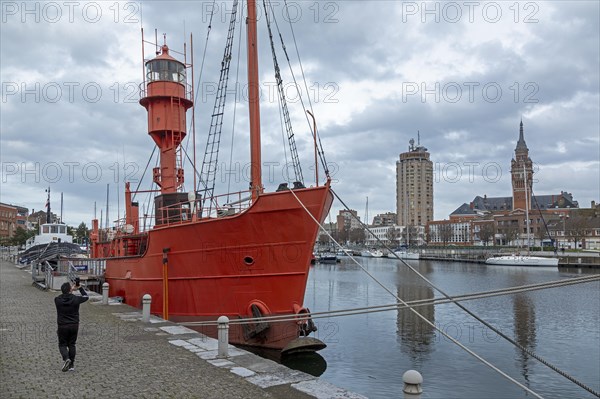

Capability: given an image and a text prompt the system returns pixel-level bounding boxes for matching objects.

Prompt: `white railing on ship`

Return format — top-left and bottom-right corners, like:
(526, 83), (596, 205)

(138, 190), (253, 230)
(97, 190), (254, 234)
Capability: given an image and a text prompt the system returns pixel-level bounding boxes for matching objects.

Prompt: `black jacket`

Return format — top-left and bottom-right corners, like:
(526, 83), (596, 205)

(55, 287), (89, 326)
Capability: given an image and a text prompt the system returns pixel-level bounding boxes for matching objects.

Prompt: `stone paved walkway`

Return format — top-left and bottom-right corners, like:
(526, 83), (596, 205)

(0, 260), (354, 399)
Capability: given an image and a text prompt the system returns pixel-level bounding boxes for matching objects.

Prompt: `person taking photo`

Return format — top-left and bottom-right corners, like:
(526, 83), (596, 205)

(55, 279), (88, 372)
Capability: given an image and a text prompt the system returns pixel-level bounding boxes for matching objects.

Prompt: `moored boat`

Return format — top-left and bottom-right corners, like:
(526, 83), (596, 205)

(89, 0), (333, 352)
(393, 250), (420, 260)
(361, 249), (384, 258)
(317, 252), (339, 264)
(485, 255), (558, 266)
(19, 189), (83, 264)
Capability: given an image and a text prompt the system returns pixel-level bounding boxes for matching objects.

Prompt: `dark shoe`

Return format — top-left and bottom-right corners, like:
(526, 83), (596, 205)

(62, 359), (71, 372)
(68, 366), (75, 372)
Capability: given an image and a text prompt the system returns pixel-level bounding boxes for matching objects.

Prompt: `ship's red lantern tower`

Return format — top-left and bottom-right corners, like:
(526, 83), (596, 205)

(140, 43), (193, 194)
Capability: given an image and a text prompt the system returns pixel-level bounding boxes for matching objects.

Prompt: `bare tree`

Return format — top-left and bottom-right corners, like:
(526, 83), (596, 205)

(338, 225), (350, 244)
(349, 228), (365, 244)
(427, 226), (438, 244)
(385, 227), (399, 246)
(565, 216), (591, 249)
(534, 224), (548, 249)
(478, 223), (495, 246)
(502, 224), (519, 246)
(439, 224), (453, 246)
(318, 232), (330, 245)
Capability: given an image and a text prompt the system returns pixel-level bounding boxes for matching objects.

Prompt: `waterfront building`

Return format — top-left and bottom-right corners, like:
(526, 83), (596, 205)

(427, 220), (472, 246)
(0, 203), (18, 240)
(426, 120), (598, 248)
(364, 224), (426, 247)
(336, 209), (361, 233)
(14, 205), (29, 230)
(396, 137), (433, 227)
(373, 212), (397, 227)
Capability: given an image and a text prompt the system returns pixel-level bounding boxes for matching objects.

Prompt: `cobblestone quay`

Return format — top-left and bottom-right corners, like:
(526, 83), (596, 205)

(1, 260), (355, 399)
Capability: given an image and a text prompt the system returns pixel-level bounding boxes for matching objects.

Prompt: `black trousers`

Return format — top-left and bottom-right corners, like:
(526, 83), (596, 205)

(57, 324), (79, 363)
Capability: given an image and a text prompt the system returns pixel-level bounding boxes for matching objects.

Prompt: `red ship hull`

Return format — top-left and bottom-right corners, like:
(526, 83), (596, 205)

(100, 185), (332, 350)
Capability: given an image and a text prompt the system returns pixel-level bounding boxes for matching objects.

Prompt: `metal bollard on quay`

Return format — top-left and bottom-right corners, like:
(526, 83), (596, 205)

(217, 316), (229, 358)
(142, 294), (152, 323)
(102, 282), (109, 305)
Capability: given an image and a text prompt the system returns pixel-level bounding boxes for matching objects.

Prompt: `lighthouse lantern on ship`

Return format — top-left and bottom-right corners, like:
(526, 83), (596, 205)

(139, 41), (194, 225)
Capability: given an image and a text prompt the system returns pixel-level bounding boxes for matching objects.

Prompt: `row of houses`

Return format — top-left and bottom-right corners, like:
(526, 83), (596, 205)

(0, 202), (29, 241)
(325, 200), (600, 250)
(428, 200), (600, 249)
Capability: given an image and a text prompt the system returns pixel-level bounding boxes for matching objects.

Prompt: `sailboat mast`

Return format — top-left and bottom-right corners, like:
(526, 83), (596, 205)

(46, 187), (51, 224)
(247, 0), (263, 198)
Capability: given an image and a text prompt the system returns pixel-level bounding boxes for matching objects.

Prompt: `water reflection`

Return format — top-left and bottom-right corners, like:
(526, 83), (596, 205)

(512, 274), (537, 383)
(243, 347), (328, 377)
(304, 259), (599, 399)
(396, 263), (435, 359)
(282, 352), (328, 377)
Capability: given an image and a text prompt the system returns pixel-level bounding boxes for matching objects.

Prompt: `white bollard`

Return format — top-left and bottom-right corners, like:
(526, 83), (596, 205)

(402, 370), (423, 395)
(142, 294), (152, 323)
(217, 315), (230, 358)
(102, 282), (109, 305)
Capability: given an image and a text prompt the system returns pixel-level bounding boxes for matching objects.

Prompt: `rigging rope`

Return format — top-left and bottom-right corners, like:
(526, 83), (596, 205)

(263, 0), (304, 185)
(131, 146), (156, 202)
(226, 0), (245, 202)
(181, 146), (218, 213)
(182, 0), (217, 172)
(281, 0), (330, 178)
(530, 187), (558, 251)
(199, 0), (239, 213)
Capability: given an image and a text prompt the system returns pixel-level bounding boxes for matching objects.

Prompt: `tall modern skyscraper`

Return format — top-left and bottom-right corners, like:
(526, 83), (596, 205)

(511, 120), (533, 210)
(396, 137), (433, 226)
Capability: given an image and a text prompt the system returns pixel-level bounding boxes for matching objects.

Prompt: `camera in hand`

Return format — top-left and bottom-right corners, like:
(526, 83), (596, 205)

(75, 277), (80, 286)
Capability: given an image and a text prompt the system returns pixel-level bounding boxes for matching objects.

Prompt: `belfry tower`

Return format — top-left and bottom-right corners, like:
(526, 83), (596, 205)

(511, 120), (533, 210)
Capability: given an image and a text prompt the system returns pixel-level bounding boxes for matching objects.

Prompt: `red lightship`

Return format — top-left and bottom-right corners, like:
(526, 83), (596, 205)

(90, 0), (333, 352)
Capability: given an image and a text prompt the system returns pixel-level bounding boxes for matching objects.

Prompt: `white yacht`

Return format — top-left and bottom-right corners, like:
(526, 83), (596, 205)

(485, 255), (558, 266)
(361, 249), (384, 258)
(393, 250), (420, 260)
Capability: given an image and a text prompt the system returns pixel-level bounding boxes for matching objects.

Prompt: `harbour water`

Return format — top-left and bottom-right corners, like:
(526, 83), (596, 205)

(302, 257), (600, 398)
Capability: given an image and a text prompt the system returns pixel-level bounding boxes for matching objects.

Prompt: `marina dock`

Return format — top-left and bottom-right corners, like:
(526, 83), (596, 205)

(0, 260), (363, 399)
(413, 248), (599, 268)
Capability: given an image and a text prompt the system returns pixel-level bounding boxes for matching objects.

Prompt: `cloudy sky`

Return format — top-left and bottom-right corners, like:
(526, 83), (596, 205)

(1, 0), (599, 227)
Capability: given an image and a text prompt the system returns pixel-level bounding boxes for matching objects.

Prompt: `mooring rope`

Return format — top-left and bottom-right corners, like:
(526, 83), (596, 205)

(181, 274), (599, 325)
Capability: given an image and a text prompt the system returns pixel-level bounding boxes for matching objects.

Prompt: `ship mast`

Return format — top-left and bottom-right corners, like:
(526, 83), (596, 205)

(247, 0), (263, 198)
(45, 187), (51, 224)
